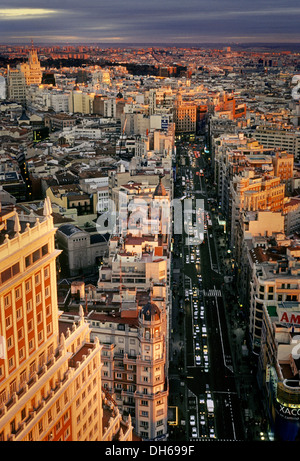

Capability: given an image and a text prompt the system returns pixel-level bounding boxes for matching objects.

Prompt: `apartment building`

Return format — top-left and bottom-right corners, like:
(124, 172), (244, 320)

(254, 126), (300, 161)
(173, 95), (197, 134)
(235, 210), (285, 310)
(76, 178), (171, 440)
(230, 169), (285, 247)
(0, 201), (133, 441)
(85, 290), (169, 441)
(19, 47), (42, 86)
(258, 288), (300, 441)
(249, 243), (300, 356)
(6, 67), (26, 104)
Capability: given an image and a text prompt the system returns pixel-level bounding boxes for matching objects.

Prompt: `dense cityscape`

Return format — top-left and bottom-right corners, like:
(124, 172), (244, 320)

(0, 36), (300, 448)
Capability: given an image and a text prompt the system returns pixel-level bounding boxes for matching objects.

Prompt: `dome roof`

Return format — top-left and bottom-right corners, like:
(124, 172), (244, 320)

(153, 175), (167, 197)
(140, 301), (161, 321)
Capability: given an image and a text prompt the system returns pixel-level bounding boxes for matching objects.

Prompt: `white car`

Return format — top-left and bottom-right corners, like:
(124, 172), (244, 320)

(191, 427), (198, 438)
(189, 415), (196, 426)
(195, 355), (201, 366)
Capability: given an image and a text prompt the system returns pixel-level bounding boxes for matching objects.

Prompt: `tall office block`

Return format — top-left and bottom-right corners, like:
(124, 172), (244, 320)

(0, 200), (133, 441)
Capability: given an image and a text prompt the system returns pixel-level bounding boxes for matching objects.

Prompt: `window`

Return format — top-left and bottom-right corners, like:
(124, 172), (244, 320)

(15, 287), (21, 300)
(7, 336), (13, 350)
(42, 244), (49, 256)
(29, 339), (34, 352)
(25, 280), (31, 293)
(5, 315), (12, 329)
(37, 312), (42, 324)
(4, 294), (11, 308)
(8, 356), (14, 370)
(1, 263), (20, 285)
(26, 300), (32, 313)
(38, 420), (43, 435)
(18, 327), (24, 341)
(56, 400), (61, 413)
(16, 307), (23, 320)
(32, 249), (41, 264)
(25, 255), (31, 268)
(19, 347), (25, 360)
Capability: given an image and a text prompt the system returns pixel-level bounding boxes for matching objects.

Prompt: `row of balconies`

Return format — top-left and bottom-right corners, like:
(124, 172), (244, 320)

(2, 338), (100, 440)
(0, 348), (63, 421)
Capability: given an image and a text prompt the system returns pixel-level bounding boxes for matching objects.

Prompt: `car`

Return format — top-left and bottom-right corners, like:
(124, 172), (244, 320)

(195, 341), (201, 350)
(195, 355), (201, 365)
(191, 427), (198, 438)
(189, 415), (196, 426)
(195, 325), (200, 333)
(200, 415), (206, 425)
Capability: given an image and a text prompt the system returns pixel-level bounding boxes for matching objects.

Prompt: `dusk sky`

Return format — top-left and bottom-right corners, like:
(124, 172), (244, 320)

(0, 0), (299, 45)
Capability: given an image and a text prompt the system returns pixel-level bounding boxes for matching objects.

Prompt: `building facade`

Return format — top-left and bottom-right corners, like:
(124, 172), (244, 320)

(0, 201), (133, 441)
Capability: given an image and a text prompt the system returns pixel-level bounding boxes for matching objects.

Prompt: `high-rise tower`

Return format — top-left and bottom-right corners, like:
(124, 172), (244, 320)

(0, 200), (133, 441)
(19, 41), (42, 86)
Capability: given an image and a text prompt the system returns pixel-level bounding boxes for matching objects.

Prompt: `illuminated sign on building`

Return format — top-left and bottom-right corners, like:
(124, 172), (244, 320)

(279, 311), (300, 325)
(278, 405), (300, 418)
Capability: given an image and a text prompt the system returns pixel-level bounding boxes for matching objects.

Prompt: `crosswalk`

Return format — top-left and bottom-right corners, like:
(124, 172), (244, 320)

(203, 289), (222, 297)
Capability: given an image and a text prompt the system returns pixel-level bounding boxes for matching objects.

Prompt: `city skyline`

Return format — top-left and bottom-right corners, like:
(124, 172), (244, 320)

(0, 0), (300, 45)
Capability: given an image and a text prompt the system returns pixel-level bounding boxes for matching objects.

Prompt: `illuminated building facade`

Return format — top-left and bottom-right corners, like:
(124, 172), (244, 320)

(173, 95), (197, 134)
(7, 67), (26, 104)
(19, 46), (42, 86)
(0, 201), (133, 441)
(259, 292), (300, 441)
(74, 179), (171, 440)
